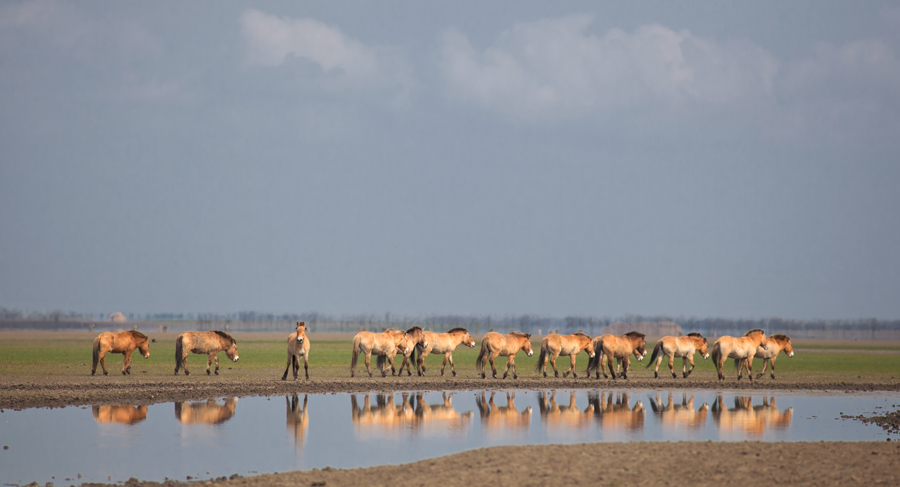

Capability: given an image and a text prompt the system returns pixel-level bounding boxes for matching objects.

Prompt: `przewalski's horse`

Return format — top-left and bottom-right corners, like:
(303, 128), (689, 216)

(282, 321), (310, 380)
(535, 332), (595, 378)
(92, 330), (150, 376)
(646, 332), (710, 379)
(588, 392), (645, 431)
(475, 331), (533, 379)
(753, 334), (794, 380)
(286, 394), (309, 449)
(91, 405), (149, 425)
(586, 332), (647, 380)
(394, 326), (429, 376)
(410, 327), (476, 377)
(710, 329), (768, 381)
(174, 330), (239, 376)
(538, 391), (595, 430)
(350, 329), (411, 378)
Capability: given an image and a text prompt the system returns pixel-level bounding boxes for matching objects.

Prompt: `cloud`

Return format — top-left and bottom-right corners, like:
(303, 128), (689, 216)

(439, 15), (778, 121)
(239, 9), (411, 95)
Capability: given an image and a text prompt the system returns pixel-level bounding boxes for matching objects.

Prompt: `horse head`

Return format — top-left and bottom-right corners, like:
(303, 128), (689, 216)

(520, 334), (534, 356)
(295, 321), (307, 344)
(225, 341), (239, 362)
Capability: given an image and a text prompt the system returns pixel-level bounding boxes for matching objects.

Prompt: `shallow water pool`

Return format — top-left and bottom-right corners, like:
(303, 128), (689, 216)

(1, 389), (896, 485)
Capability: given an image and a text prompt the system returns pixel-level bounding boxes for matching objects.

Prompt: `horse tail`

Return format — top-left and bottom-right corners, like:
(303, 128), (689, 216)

(710, 342), (721, 365)
(410, 345), (417, 370)
(733, 358), (743, 370)
(92, 337), (101, 371)
(350, 335), (361, 371)
(175, 336), (183, 369)
(586, 339), (602, 375)
(534, 343), (548, 372)
(645, 341), (663, 368)
(475, 340), (488, 369)
(377, 354), (386, 370)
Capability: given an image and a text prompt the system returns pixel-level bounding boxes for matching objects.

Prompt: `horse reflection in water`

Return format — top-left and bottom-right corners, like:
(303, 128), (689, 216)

(476, 391), (532, 433)
(286, 394), (309, 449)
(92, 405), (148, 425)
(350, 393), (473, 437)
(537, 391), (594, 431)
(648, 393), (709, 430)
(175, 397), (238, 424)
(588, 392), (645, 431)
(711, 395), (793, 437)
(350, 393), (417, 437)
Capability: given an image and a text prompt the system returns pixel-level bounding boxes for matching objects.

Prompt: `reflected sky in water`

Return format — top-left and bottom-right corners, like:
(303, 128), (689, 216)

(1, 389), (897, 485)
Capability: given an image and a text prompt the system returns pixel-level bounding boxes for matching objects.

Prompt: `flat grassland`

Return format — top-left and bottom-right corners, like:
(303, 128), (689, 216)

(2, 330), (899, 487)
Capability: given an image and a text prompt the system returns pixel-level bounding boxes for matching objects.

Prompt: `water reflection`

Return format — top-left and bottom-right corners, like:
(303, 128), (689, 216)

(413, 392), (474, 436)
(648, 393), (709, 430)
(476, 391), (532, 433)
(286, 395), (309, 449)
(175, 397), (238, 424)
(349, 392), (474, 438)
(92, 405), (148, 425)
(711, 396), (793, 437)
(538, 391), (593, 430)
(589, 392), (645, 431)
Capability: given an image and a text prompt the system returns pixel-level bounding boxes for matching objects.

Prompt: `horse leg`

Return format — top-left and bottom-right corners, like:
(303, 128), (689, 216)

(755, 357), (769, 380)
(685, 356), (695, 378)
(769, 357), (777, 379)
(282, 351), (292, 380)
(621, 356), (630, 380)
(123, 350), (132, 375)
(508, 356), (519, 379)
(206, 353), (214, 375)
(303, 354), (309, 380)
(99, 351), (109, 376)
(448, 353), (457, 377)
(364, 352), (373, 378)
(746, 358), (754, 381)
(441, 354), (449, 376)
(550, 353), (560, 378)
(490, 352), (500, 379)
(668, 356), (675, 379)
(417, 351), (427, 376)
(383, 355), (394, 377)
(565, 355), (577, 378)
(606, 355), (615, 379)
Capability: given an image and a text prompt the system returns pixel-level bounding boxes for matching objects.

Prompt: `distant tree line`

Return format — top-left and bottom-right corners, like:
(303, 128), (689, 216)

(3, 306), (899, 339)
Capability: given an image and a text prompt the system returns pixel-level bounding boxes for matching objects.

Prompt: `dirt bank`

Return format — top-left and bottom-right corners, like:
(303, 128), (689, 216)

(72, 441), (899, 487)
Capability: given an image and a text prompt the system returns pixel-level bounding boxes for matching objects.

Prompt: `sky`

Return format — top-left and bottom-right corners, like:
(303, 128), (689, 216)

(1, 1), (899, 320)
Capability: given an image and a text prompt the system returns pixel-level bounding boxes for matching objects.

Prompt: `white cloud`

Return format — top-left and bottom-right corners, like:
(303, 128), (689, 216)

(440, 15), (778, 121)
(240, 8), (411, 95)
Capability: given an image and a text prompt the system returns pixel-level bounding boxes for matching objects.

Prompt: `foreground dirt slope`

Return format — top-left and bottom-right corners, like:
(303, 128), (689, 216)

(79, 441), (899, 487)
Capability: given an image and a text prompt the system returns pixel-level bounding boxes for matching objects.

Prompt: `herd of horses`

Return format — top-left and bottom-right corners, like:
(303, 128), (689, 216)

(90, 323), (794, 381)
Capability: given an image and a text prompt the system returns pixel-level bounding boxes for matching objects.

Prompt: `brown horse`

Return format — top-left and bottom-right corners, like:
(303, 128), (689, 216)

(410, 327), (476, 377)
(92, 405), (149, 425)
(282, 321), (311, 380)
(475, 331), (533, 379)
(92, 330), (150, 376)
(174, 330), (239, 376)
(175, 397), (238, 424)
(588, 392), (645, 431)
(753, 334), (794, 380)
(411, 392), (474, 435)
(538, 391), (595, 430)
(394, 326), (430, 376)
(350, 329), (411, 377)
(586, 332), (647, 380)
(710, 329), (768, 381)
(646, 332), (710, 378)
(535, 332), (596, 378)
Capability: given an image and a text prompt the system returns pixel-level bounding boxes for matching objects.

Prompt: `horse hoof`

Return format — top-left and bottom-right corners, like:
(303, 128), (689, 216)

(281, 376), (287, 381)
(452, 371), (457, 377)
(91, 371), (96, 376)
(103, 372), (109, 376)
(122, 371), (127, 376)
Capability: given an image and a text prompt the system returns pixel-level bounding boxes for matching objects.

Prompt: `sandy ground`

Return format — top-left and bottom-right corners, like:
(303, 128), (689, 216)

(3, 331), (900, 486)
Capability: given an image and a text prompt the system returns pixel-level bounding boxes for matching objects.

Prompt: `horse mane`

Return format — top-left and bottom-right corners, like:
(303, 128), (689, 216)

(383, 328), (401, 333)
(509, 331), (532, 338)
(770, 334), (790, 341)
(213, 330), (236, 344)
(447, 327), (468, 334)
(686, 332), (704, 338)
(128, 330), (148, 340)
(405, 326), (423, 334)
(624, 331), (645, 339)
(743, 328), (765, 337)
(572, 332), (591, 338)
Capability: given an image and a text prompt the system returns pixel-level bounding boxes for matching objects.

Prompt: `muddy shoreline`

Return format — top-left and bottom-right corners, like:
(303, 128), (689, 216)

(3, 375), (899, 411)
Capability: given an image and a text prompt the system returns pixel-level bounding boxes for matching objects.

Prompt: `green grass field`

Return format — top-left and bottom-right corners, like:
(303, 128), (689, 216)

(1, 331), (898, 382)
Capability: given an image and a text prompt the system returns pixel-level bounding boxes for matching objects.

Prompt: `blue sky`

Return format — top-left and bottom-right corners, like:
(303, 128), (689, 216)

(2, 1), (899, 319)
